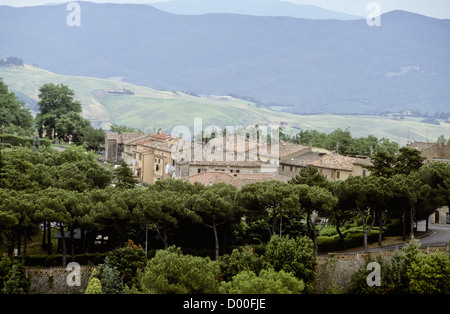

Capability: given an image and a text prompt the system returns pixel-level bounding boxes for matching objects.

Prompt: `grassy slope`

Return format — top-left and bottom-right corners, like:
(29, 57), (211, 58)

(1, 65), (449, 145)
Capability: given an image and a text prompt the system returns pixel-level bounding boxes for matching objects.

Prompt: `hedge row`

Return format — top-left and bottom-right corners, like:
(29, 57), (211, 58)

(318, 231), (382, 253)
(0, 134), (52, 148)
(23, 253), (108, 267)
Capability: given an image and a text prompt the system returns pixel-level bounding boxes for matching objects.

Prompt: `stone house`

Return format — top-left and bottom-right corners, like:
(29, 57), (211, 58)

(279, 152), (372, 181)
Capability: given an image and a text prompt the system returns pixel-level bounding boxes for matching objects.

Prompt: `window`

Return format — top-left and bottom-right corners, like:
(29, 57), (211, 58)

(362, 169), (366, 177)
(337, 171), (340, 179)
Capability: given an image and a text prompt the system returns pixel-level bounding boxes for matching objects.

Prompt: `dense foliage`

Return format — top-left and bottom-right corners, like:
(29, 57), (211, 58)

(1, 81), (449, 295)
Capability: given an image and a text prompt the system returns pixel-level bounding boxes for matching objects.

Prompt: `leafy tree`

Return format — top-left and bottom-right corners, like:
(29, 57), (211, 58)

(387, 174), (434, 240)
(0, 149), (38, 192)
(0, 190), (37, 260)
(394, 147), (425, 175)
(82, 126), (105, 152)
(89, 188), (134, 249)
(367, 150), (396, 178)
(54, 111), (90, 144)
(294, 184), (337, 253)
(188, 183), (243, 259)
(135, 188), (197, 249)
(416, 162), (450, 210)
(237, 181), (300, 238)
(337, 176), (385, 251)
(330, 180), (358, 249)
(264, 235), (316, 291)
(0, 79), (33, 131)
(35, 188), (75, 266)
(219, 269), (305, 294)
(0, 150), (4, 188)
(138, 246), (220, 294)
(35, 83), (82, 139)
(50, 147), (112, 191)
(114, 161), (138, 189)
(289, 165), (331, 190)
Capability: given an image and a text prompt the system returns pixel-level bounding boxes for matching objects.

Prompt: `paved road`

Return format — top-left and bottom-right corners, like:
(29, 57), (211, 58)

(368, 223), (450, 252)
(343, 223), (450, 254)
(418, 224), (450, 247)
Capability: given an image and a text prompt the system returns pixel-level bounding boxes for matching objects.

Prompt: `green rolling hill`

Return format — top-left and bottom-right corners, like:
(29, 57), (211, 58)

(1, 65), (449, 146)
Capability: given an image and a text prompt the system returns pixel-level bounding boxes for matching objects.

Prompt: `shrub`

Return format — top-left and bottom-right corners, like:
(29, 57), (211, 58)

(264, 235), (316, 291)
(0, 257), (30, 294)
(85, 270), (102, 294)
(406, 251), (450, 294)
(138, 246), (221, 294)
(217, 245), (266, 282)
(97, 256), (124, 294)
(105, 241), (147, 287)
(219, 269), (305, 294)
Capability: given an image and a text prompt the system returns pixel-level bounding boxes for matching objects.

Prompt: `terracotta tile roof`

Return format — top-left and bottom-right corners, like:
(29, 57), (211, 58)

(141, 141), (172, 152)
(178, 160), (269, 167)
(182, 171), (291, 188)
(151, 133), (171, 140)
(255, 142), (311, 158)
(282, 152), (371, 171)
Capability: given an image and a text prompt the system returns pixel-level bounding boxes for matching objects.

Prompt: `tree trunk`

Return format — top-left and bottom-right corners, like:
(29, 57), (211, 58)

(70, 228), (75, 262)
(47, 221), (52, 255)
(402, 208), (406, 241)
(17, 231), (21, 257)
(22, 228), (28, 263)
(410, 206), (415, 239)
(42, 221), (47, 250)
(212, 220), (219, 260)
(360, 207), (376, 252)
(378, 209), (383, 246)
(263, 218), (273, 238)
(335, 219), (346, 250)
(60, 224), (67, 267)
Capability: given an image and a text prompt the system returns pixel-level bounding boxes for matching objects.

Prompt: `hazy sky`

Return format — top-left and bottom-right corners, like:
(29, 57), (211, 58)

(1, 0), (449, 19)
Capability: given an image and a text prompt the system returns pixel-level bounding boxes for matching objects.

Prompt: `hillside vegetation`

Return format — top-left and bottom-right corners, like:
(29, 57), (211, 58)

(1, 3), (449, 114)
(1, 65), (450, 145)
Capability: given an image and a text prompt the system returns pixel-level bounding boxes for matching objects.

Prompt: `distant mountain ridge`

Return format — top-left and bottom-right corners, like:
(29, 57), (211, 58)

(0, 2), (449, 114)
(150, 0), (362, 20)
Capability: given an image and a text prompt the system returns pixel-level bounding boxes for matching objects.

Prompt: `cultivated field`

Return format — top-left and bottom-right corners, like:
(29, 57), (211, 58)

(1, 65), (449, 145)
